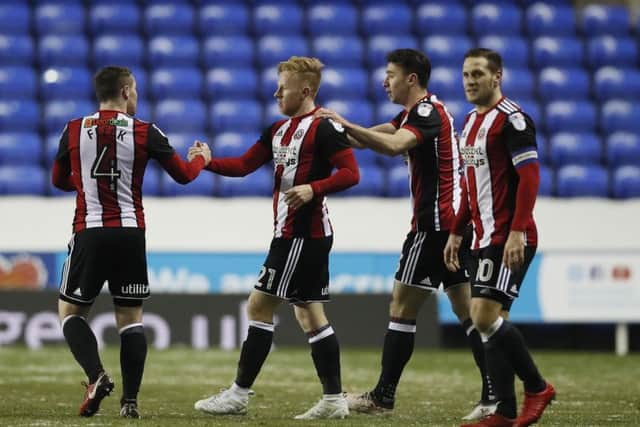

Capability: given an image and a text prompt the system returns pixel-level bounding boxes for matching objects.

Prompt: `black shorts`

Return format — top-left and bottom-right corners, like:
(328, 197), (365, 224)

(468, 244), (537, 311)
(58, 228), (149, 307)
(254, 236), (332, 303)
(394, 230), (468, 291)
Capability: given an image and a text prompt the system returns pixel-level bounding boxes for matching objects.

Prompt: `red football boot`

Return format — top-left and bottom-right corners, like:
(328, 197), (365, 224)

(514, 382), (556, 427)
(461, 413), (516, 427)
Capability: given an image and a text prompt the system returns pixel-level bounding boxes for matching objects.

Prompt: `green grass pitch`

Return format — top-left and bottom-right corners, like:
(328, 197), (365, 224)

(1, 347), (638, 426)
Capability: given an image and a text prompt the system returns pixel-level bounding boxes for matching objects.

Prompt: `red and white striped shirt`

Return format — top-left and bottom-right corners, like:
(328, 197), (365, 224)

(390, 93), (462, 232)
(457, 97), (539, 249)
(52, 110), (205, 232)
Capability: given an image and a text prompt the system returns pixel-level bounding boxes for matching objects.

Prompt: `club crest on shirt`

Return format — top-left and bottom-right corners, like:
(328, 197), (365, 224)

(417, 103), (433, 117)
(477, 128), (486, 140)
(293, 129), (304, 140)
(509, 112), (526, 131)
(328, 118), (345, 133)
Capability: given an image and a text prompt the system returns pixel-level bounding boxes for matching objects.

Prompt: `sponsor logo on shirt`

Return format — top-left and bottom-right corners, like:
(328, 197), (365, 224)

(460, 145), (487, 167)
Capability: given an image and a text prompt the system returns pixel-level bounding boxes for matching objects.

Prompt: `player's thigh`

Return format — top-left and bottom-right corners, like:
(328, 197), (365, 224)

(58, 230), (109, 306)
(246, 289), (282, 322)
(395, 231), (449, 290)
(389, 280), (429, 318)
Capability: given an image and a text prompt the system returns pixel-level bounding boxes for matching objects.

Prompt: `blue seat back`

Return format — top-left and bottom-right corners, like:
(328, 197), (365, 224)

(203, 36), (254, 67)
(557, 165), (609, 197)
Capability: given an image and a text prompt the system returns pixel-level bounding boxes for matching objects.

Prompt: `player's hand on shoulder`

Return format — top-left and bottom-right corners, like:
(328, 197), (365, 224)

(314, 108), (350, 130)
(284, 184), (314, 210)
(444, 233), (463, 272)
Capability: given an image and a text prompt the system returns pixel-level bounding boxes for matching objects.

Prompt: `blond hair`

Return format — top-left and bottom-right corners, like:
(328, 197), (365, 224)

(277, 56), (324, 98)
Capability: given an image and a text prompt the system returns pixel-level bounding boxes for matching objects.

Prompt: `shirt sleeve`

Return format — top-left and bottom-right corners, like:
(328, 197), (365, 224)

(52, 124), (74, 191)
(316, 118), (352, 159)
(389, 110), (405, 129)
(147, 123), (175, 160)
(401, 102), (442, 146)
(502, 111), (538, 169)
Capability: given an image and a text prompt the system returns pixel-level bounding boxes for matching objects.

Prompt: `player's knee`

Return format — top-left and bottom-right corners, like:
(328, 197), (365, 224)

(246, 299), (274, 323)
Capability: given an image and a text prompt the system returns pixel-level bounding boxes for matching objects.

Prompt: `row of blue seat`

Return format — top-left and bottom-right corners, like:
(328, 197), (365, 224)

(3, 34), (639, 70)
(3, 129), (640, 170)
(2, 163), (638, 199)
(4, 65), (640, 107)
(0, 3), (631, 38)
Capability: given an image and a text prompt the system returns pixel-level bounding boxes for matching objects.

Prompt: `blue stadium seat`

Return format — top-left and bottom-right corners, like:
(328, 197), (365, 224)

(324, 99), (374, 127)
(581, 5), (630, 36)
(142, 166), (161, 196)
(135, 98), (152, 121)
(430, 67), (465, 100)
(40, 67), (91, 101)
(198, 4), (249, 35)
(606, 132), (640, 168)
(367, 35), (418, 68)
(538, 164), (553, 196)
(254, 3), (303, 35)
(536, 134), (548, 164)
(148, 36), (199, 67)
(525, 3), (575, 36)
(478, 36), (529, 68)
(213, 132), (256, 157)
(203, 36), (254, 68)
(94, 35), (144, 68)
(416, 3), (466, 36)
(43, 100), (93, 133)
(318, 68), (368, 101)
(38, 35), (88, 67)
(128, 67), (148, 99)
(45, 132), (60, 166)
(375, 101), (399, 125)
(594, 67), (640, 101)
(217, 166), (272, 197)
(307, 4), (358, 36)
(165, 133), (205, 158)
(0, 165), (46, 195)
(0, 5), (30, 34)
(205, 68), (257, 100)
(545, 101), (597, 133)
(549, 132), (601, 166)
(361, 4), (412, 36)
(260, 66), (279, 101)
(312, 36), (364, 67)
(587, 36), (637, 68)
(145, 4), (194, 35)
(0, 35), (34, 65)
(0, 133), (42, 165)
(0, 67), (36, 99)
(338, 165), (384, 196)
(502, 68), (534, 99)
(601, 100), (640, 133)
(352, 148), (377, 167)
(257, 36), (309, 68)
(444, 99), (471, 133)
(556, 165), (608, 197)
(161, 170), (216, 196)
(150, 68), (202, 100)
(0, 101), (39, 132)
(370, 66), (388, 102)
(263, 102), (285, 126)
(35, 3), (85, 34)
(210, 100), (262, 133)
(538, 67), (590, 100)
(612, 166), (640, 199)
(531, 36), (584, 69)
(518, 99), (543, 129)
(422, 36), (472, 67)
(387, 165), (410, 197)
(89, 4), (140, 35)
(155, 99), (207, 133)
(471, 3), (522, 36)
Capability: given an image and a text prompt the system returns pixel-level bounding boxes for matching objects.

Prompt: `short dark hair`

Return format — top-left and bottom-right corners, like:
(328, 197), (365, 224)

(464, 48), (503, 73)
(94, 66), (133, 102)
(385, 48), (431, 88)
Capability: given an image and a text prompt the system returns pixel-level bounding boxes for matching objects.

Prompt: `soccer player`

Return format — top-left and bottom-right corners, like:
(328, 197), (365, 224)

(52, 66), (211, 419)
(192, 56), (359, 420)
(315, 48), (493, 419)
(444, 48), (555, 427)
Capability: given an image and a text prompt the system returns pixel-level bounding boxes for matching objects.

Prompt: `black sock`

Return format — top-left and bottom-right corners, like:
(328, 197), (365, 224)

(484, 331), (517, 419)
(62, 315), (103, 383)
(308, 325), (341, 395)
(234, 321), (274, 388)
(462, 318), (494, 402)
(373, 317), (416, 406)
(499, 320), (546, 393)
(120, 324), (147, 402)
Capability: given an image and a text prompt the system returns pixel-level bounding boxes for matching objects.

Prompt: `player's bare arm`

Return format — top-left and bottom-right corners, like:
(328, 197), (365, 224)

(444, 233), (463, 272)
(315, 108), (416, 156)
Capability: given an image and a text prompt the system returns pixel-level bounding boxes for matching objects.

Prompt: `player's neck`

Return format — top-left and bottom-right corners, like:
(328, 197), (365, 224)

(99, 100), (128, 114)
(289, 100), (316, 118)
(404, 89), (428, 111)
(475, 90), (503, 114)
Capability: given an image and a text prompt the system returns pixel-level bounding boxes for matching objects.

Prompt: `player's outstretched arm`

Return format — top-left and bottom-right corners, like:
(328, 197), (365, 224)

(315, 108), (416, 156)
(157, 141), (208, 184)
(200, 142), (272, 178)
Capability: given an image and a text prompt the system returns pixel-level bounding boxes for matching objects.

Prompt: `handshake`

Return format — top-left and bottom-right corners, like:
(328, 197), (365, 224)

(187, 141), (212, 164)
